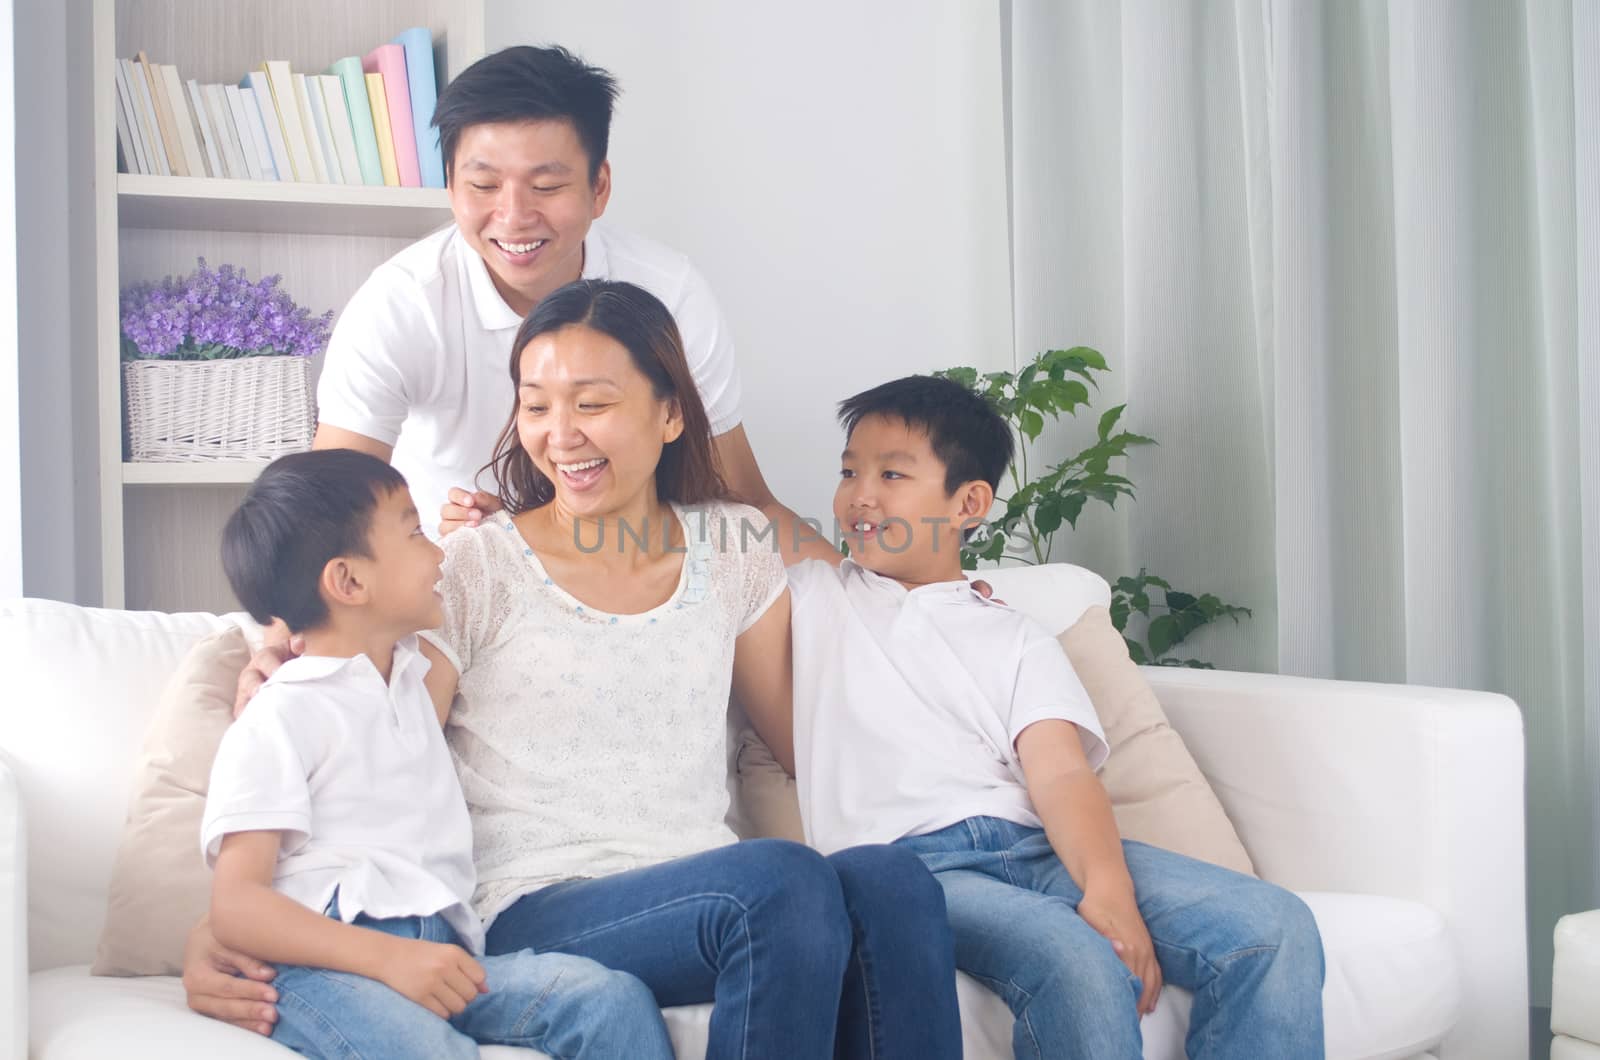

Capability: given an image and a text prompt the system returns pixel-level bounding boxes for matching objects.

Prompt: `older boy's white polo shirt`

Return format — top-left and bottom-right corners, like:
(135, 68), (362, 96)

(317, 220), (744, 528)
(200, 635), (484, 954)
(788, 559), (1110, 856)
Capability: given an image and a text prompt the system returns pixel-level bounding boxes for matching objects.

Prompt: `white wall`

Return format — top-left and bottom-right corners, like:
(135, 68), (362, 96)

(11, 0), (99, 603)
(486, 0), (1014, 527)
(0, 0), (19, 600)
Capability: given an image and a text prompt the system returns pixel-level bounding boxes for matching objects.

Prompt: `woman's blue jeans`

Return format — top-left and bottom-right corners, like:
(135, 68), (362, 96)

(485, 838), (963, 1060)
(270, 896), (673, 1060)
(897, 817), (1327, 1060)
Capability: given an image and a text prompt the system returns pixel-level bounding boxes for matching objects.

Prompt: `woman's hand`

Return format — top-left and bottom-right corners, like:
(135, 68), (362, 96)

(1078, 884), (1162, 1015)
(233, 633), (304, 718)
(439, 488), (503, 537)
(375, 936), (488, 1018)
(181, 916), (279, 1036)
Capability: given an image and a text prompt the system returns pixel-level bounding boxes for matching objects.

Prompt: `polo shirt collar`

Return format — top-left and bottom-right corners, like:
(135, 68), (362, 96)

(268, 633), (426, 686)
(458, 224), (608, 334)
(839, 558), (990, 604)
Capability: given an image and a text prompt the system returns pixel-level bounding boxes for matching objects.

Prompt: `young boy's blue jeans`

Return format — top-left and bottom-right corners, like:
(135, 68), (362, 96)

(898, 817), (1326, 1060)
(269, 895), (673, 1060)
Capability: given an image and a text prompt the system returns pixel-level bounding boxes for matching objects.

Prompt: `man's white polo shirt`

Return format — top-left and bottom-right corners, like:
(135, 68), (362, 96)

(200, 635), (484, 953)
(788, 559), (1110, 856)
(316, 220), (744, 528)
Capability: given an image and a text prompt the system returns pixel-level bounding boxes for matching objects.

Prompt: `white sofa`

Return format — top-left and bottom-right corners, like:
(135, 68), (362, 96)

(1553, 909), (1600, 1058)
(2, 563), (1529, 1060)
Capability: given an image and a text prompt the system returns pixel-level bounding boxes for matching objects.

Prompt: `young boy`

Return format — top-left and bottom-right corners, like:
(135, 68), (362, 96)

(203, 449), (673, 1060)
(786, 376), (1326, 1059)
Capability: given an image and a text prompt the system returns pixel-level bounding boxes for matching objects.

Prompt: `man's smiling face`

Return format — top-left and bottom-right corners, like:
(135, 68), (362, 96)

(447, 119), (612, 316)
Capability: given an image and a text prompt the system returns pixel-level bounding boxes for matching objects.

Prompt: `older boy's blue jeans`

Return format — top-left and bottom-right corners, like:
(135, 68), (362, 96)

(269, 896), (673, 1060)
(897, 817), (1326, 1060)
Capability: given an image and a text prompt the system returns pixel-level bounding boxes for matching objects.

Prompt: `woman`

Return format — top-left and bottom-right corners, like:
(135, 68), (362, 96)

(186, 280), (962, 1060)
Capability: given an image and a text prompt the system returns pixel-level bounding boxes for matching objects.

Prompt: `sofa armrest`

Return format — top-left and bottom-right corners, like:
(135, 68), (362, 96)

(1142, 666), (1526, 1060)
(0, 755), (26, 1060)
(1553, 909), (1600, 1045)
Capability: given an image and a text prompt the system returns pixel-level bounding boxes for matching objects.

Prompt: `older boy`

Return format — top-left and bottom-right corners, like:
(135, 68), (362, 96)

(204, 449), (672, 1059)
(786, 376), (1326, 1059)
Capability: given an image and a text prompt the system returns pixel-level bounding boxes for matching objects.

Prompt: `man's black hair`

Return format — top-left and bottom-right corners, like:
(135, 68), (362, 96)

(836, 375), (1015, 494)
(432, 45), (619, 183)
(221, 449), (408, 633)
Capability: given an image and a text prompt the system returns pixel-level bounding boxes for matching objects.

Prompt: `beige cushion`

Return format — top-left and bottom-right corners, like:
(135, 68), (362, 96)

(1063, 606), (1254, 875)
(91, 626), (248, 976)
(734, 605), (1255, 876)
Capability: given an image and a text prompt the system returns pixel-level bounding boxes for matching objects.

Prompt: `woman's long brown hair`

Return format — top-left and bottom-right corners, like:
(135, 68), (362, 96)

(482, 279), (728, 513)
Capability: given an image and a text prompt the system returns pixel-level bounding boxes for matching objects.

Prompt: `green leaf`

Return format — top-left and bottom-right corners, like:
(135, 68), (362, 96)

(1148, 614), (1179, 657)
(1034, 494), (1063, 536)
(1096, 404), (1125, 441)
(1060, 492), (1086, 528)
(1018, 409), (1045, 441)
(1109, 596), (1130, 630)
(1165, 590), (1197, 612)
(1124, 638), (1149, 665)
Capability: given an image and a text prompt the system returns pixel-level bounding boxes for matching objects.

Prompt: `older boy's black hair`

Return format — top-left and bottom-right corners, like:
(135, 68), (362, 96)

(837, 375), (1015, 494)
(221, 449), (408, 633)
(432, 45), (619, 184)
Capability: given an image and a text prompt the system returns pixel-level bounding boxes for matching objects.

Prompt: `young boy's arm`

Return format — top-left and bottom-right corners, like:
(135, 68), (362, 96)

(210, 830), (487, 1018)
(1016, 720), (1163, 1015)
(418, 638), (460, 728)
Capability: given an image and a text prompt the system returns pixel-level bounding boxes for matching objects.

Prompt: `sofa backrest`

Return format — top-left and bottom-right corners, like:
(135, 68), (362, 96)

(0, 598), (229, 971)
(1, 562), (1111, 973)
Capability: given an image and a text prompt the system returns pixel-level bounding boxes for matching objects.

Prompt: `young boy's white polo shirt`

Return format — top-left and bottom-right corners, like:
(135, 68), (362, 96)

(200, 635), (484, 954)
(316, 220), (744, 529)
(787, 559), (1110, 856)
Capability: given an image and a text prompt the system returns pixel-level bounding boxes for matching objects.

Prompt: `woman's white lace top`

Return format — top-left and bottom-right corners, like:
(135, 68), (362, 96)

(420, 500), (787, 923)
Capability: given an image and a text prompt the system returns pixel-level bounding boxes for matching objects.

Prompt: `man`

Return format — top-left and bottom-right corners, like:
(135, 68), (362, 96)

(315, 44), (823, 556)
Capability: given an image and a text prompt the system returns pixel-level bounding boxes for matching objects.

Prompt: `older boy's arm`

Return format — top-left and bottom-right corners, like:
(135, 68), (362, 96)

(731, 588), (796, 774)
(1016, 720), (1163, 1015)
(211, 832), (486, 1018)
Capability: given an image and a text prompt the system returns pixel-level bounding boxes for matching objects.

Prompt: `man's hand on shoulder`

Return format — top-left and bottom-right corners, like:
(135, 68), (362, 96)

(439, 488), (502, 537)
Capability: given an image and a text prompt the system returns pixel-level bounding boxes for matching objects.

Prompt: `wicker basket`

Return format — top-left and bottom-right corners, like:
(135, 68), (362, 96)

(123, 355), (315, 462)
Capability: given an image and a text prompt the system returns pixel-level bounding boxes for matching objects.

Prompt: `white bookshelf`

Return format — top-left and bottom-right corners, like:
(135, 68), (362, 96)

(92, 0), (485, 611)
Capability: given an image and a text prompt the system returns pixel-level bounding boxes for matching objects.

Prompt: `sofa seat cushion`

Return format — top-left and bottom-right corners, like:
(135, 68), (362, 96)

(31, 892), (1457, 1060)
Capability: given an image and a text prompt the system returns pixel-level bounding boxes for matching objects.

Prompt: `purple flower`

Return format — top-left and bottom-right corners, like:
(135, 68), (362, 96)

(119, 257), (334, 360)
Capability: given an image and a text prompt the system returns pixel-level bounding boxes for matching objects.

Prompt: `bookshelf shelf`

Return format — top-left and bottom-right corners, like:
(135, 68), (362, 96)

(117, 174), (452, 237)
(122, 460), (267, 485)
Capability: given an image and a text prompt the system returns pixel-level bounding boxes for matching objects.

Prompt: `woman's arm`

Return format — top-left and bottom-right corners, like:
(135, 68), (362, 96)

(211, 831), (486, 1018)
(731, 588), (795, 775)
(418, 638), (460, 727)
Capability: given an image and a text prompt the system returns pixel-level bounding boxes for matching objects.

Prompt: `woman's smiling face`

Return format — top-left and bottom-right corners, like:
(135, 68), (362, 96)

(515, 323), (683, 521)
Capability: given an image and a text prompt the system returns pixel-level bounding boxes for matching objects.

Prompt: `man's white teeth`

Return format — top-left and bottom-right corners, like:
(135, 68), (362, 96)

(496, 239), (546, 254)
(558, 458), (607, 473)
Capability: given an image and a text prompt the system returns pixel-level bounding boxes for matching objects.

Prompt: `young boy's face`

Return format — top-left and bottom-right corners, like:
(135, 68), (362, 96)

(834, 414), (980, 586)
(358, 488), (446, 635)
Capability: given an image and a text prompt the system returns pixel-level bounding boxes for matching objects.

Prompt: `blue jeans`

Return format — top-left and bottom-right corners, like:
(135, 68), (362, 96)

(270, 897), (673, 1060)
(897, 817), (1326, 1060)
(486, 838), (962, 1060)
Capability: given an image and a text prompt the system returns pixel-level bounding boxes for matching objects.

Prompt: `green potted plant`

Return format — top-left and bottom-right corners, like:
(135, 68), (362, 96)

(937, 348), (1249, 667)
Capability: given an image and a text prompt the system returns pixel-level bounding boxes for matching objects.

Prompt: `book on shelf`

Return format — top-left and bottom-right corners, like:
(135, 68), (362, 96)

(185, 79), (224, 180)
(160, 64), (209, 177)
(124, 57), (170, 176)
(223, 84), (266, 180)
(138, 51), (188, 177)
(318, 73), (364, 187)
(113, 60), (151, 175)
(394, 27), (445, 188)
(331, 56), (384, 186)
(364, 44), (420, 187)
(364, 71), (402, 187)
(237, 84), (282, 180)
(257, 63), (311, 181)
(203, 83), (247, 180)
(297, 73), (339, 183)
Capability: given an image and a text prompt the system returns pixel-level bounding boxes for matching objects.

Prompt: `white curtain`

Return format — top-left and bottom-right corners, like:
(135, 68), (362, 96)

(1009, 0), (1599, 1005)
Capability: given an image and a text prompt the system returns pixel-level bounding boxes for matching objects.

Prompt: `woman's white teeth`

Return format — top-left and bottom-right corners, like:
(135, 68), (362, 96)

(497, 238), (546, 254)
(855, 521), (877, 532)
(558, 458), (607, 472)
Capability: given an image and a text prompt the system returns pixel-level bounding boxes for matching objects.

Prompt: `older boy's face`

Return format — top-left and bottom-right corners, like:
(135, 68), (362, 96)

(448, 119), (612, 317)
(834, 414), (973, 585)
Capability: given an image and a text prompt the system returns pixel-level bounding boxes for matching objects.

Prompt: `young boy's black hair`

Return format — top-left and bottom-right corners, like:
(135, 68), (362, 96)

(431, 45), (620, 183)
(836, 375), (1016, 494)
(221, 449), (408, 633)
